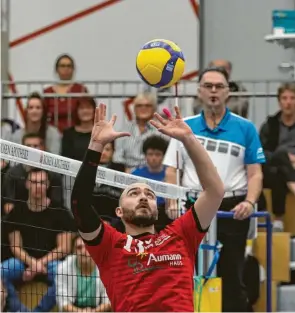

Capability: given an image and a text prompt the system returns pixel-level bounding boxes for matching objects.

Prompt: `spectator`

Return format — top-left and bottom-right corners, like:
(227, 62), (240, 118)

(1, 160), (11, 262)
(131, 135), (168, 207)
(61, 97), (95, 161)
(92, 141), (125, 219)
(3, 133), (63, 214)
(193, 59), (249, 118)
(1, 168), (75, 312)
(131, 135), (171, 231)
(164, 67), (264, 312)
(43, 54), (88, 132)
(259, 82), (295, 231)
(113, 91), (166, 172)
(10, 92), (61, 154)
(56, 235), (111, 312)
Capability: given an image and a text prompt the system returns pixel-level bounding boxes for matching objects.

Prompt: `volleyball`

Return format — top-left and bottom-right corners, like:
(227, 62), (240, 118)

(136, 39), (185, 89)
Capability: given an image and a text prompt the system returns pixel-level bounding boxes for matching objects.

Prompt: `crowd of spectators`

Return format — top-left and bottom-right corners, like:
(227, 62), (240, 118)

(0, 54), (295, 312)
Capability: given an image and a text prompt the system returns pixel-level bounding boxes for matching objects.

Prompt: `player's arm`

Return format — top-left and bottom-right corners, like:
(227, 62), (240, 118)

(71, 103), (130, 244)
(181, 134), (224, 229)
(151, 106), (224, 230)
(71, 145), (104, 243)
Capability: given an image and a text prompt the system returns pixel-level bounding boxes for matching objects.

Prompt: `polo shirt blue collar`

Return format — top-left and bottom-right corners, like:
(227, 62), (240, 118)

(200, 108), (231, 132)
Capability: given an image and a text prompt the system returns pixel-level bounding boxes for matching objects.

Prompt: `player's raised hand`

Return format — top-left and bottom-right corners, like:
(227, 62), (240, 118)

(150, 106), (192, 141)
(90, 103), (130, 146)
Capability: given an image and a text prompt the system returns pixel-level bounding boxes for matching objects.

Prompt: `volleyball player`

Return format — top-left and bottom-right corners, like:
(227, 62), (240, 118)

(71, 103), (224, 312)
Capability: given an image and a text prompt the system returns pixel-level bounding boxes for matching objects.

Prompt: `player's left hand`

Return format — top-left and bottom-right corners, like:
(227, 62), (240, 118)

(91, 103), (131, 147)
(150, 106), (193, 141)
(231, 201), (254, 220)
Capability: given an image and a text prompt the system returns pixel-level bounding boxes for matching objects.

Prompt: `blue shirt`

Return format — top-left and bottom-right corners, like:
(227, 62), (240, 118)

(131, 166), (166, 206)
(164, 108), (265, 191)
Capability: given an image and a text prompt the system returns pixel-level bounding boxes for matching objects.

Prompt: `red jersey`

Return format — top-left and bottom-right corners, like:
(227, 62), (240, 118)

(43, 83), (87, 132)
(86, 208), (207, 312)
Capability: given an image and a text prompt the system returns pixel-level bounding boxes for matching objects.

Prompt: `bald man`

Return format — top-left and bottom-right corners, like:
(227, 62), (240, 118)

(194, 59), (249, 117)
(71, 103), (224, 312)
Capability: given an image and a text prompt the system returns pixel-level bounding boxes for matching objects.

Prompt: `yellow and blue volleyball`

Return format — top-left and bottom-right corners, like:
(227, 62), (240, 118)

(136, 39), (185, 89)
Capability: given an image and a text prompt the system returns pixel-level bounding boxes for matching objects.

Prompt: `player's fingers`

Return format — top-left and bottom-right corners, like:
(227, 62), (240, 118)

(153, 113), (168, 125)
(174, 106), (182, 119)
(102, 103), (107, 121)
(110, 114), (117, 125)
(114, 132), (131, 139)
(149, 120), (163, 129)
(94, 107), (100, 124)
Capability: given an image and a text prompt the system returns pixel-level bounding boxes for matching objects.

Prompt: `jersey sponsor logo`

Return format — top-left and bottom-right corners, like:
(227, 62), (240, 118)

(127, 252), (183, 274)
(147, 253), (183, 266)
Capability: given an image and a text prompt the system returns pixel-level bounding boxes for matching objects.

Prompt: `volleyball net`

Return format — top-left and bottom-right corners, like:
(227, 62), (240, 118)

(0, 139), (272, 312)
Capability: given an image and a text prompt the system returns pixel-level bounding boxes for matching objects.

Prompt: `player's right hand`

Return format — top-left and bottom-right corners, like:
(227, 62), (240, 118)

(150, 106), (193, 141)
(90, 103), (131, 147)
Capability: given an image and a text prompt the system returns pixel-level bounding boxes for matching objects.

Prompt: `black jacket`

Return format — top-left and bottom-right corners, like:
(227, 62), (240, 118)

(259, 111), (282, 161)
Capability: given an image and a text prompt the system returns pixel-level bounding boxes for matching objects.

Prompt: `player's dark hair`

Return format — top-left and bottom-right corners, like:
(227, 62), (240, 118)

(27, 167), (49, 181)
(22, 132), (44, 146)
(55, 53), (75, 71)
(142, 135), (169, 155)
(198, 66), (229, 83)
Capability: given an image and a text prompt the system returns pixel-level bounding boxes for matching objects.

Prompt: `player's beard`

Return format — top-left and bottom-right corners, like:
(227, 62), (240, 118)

(121, 205), (157, 227)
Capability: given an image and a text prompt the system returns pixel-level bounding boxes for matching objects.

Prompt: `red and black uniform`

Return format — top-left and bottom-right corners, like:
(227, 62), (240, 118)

(71, 149), (207, 312)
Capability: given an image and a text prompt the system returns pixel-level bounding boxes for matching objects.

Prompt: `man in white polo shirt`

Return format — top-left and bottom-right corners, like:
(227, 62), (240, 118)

(164, 67), (265, 312)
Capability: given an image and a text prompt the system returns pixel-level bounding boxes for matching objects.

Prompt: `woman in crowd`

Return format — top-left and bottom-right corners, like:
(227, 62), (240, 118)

(43, 54), (88, 132)
(61, 96), (96, 161)
(10, 92), (60, 154)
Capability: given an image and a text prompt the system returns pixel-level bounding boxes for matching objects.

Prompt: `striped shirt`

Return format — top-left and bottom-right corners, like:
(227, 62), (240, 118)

(113, 121), (167, 168)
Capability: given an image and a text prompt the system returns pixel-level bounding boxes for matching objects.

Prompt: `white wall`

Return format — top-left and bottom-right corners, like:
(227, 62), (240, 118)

(8, 0), (198, 126)
(202, 0), (295, 128)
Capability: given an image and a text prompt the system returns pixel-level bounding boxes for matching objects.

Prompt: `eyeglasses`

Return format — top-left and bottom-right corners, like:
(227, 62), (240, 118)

(200, 83), (228, 91)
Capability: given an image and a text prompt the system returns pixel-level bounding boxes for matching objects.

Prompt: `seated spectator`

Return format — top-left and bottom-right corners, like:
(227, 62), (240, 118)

(56, 235), (111, 312)
(92, 141), (125, 219)
(3, 133), (63, 214)
(131, 135), (172, 231)
(43, 54), (88, 132)
(113, 91), (167, 172)
(131, 135), (168, 207)
(1, 168), (75, 312)
(259, 82), (295, 231)
(10, 92), (61, 154)
(61, 96), (95, 161)
(193, 59), (249, 117)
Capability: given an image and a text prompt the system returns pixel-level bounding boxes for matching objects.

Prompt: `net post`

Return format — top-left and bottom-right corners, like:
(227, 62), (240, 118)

(266, 214), (272, 312)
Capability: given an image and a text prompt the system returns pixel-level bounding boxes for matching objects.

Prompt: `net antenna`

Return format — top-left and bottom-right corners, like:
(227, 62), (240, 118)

(175, 83), (182, 218)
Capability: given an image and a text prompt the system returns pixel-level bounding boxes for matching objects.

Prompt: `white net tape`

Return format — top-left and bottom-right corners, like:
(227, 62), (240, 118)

(0, 139), (191, 199)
